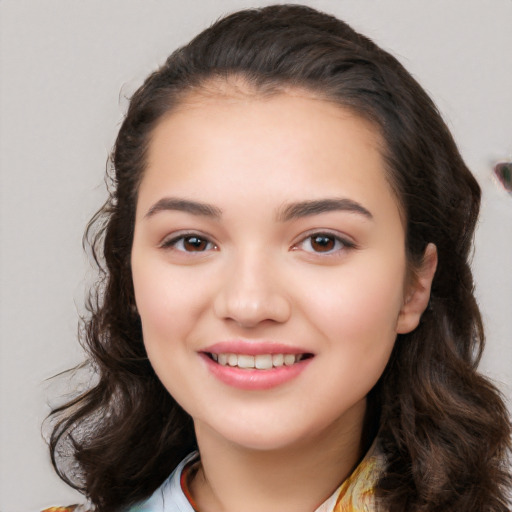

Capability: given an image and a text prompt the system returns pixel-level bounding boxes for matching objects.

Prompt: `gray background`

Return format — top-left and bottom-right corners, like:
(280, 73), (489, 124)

(1, 1), (511, 510)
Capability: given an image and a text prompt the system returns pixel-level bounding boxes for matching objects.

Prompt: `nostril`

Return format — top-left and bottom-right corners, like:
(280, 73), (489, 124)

(213, 288), (292, 327)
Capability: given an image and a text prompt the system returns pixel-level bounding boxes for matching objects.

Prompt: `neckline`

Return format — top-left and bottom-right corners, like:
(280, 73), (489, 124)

(180, 460), (200, 512)
(178, 440), (382, 512)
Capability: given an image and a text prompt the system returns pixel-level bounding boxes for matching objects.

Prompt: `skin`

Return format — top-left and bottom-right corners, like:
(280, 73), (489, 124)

(131, 87), (437, 512)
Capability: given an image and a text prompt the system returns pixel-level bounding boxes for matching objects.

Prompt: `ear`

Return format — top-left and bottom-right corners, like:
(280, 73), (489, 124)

(396, 243), (438, 334)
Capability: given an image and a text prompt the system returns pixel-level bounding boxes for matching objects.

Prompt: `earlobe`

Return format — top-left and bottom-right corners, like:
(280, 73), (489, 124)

(396, 243), (438, 334)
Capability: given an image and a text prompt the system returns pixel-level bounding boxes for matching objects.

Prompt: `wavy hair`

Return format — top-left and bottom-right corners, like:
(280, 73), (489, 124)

(48, 5), (511, 511)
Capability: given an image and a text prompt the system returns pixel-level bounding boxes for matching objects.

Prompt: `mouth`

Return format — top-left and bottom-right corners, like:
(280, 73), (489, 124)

(204, 352), (314, 370)
(200, 344), (314, 389)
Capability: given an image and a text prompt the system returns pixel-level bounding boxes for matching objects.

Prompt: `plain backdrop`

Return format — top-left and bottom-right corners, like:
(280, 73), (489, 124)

(1, 1), (511, 510)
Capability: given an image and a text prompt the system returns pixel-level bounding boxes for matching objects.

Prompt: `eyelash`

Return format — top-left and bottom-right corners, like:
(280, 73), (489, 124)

(160, 231), (355, 256)
(160, 232), (217, 253)
(292, 231), (356, 255)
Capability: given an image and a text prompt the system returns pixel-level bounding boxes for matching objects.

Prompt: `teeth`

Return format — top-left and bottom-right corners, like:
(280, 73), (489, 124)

(255, 354), (273, 370)
(272, 354), (284, 367)
(212, 353), (303, 369)
(284, 354), (296, 366)
(237, 355), (254, 368)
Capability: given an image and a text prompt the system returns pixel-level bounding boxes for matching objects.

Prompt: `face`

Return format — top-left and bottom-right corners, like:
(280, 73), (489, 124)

(131, 88), (419, 452)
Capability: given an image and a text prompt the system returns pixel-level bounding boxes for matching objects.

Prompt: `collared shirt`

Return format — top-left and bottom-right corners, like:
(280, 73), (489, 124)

(43, 442), (384, 512)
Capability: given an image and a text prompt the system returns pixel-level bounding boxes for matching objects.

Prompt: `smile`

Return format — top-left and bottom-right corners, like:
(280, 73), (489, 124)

(200, 345), (314, 390)
(208, 353), (309, 369)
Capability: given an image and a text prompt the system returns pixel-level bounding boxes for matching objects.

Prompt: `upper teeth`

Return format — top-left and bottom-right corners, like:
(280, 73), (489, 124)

(212, 353), (302, 369)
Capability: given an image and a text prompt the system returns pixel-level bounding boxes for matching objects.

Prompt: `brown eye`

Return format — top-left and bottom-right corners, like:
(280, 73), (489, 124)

(294, 232), (355, 255)
(183, 236), (209, 251)
(162, 234), (216, 252)
(310, 234), (336, 252)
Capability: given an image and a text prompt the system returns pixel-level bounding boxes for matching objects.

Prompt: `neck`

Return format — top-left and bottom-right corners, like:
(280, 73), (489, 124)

(190, 401), (367, 512)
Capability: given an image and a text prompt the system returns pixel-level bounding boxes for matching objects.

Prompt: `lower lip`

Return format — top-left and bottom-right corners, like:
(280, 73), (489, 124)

(200, 353), (312, 390)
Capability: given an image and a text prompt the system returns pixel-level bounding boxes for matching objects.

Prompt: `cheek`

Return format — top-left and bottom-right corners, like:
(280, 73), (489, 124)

(131, 262), (206, 400)
(303, 262), (404, 404)
(132, 262), (205, 344)
(300, 254), (406, 347)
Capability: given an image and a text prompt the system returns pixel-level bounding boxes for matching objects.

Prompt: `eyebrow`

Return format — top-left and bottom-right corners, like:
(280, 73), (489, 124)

(277, 198), (373, 222)
(144, 198), (222, 219)
(144, 196), (372, 222)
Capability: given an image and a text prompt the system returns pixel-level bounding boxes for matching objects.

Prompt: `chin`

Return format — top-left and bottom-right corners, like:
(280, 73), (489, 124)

(235, 432), (300, 452)
(198, 416), (333, 453)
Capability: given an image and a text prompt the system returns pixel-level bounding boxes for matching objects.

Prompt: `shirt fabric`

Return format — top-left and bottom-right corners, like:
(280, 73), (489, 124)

(42, 442), (384, 512)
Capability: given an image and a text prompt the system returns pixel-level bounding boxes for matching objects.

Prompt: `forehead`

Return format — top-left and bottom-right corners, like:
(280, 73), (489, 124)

(160, 77), (382, 147)
(138, 87), (400, 225)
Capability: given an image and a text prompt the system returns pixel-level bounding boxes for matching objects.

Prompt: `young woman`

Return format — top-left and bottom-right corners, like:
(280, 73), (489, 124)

(45, 4), (511, 512)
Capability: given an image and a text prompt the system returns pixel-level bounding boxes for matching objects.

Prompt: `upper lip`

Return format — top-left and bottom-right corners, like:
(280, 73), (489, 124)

(201, 340), (312, 356)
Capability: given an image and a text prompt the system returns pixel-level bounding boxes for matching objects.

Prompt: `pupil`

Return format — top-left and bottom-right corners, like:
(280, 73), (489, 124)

(312, 235), (334, 252)
(185, 236), (206, 251)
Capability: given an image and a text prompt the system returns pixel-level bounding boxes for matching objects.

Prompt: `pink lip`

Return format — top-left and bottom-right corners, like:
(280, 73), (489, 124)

(200, 354), (312, 390)
(203, 340), (309, 356)
(199, 341), (314, 390)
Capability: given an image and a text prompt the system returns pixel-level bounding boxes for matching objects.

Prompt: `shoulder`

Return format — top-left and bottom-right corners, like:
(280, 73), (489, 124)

(126, 451), (199, 512)
(41, 453), (199, 512)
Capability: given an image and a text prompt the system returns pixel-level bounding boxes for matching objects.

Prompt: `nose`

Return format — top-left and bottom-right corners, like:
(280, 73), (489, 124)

(213, 251), (291, 328)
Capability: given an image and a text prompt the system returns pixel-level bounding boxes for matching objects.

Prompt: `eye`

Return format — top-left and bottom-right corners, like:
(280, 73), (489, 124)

(294, 232), (354, 254)
(161, 233), (217, 252)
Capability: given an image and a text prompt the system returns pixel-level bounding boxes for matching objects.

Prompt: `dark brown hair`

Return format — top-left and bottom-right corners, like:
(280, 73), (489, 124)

(48, 5), (511, 511)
